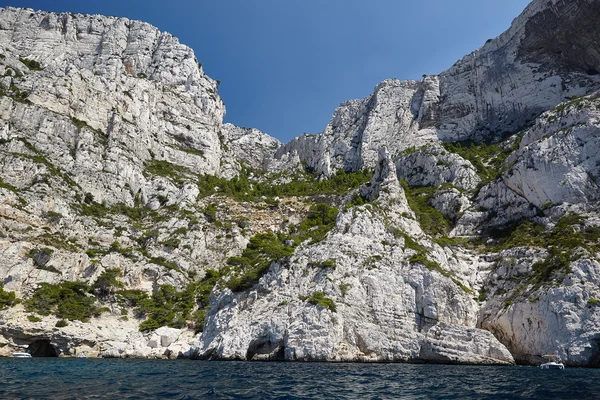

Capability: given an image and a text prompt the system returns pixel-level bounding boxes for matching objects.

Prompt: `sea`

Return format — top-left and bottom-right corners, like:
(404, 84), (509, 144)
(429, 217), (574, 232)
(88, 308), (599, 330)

(0, 358), (599, 399)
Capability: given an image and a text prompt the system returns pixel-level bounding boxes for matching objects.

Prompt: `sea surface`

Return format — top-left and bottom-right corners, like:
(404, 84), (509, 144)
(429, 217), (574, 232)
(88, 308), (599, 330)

(0, 358), (599, 399)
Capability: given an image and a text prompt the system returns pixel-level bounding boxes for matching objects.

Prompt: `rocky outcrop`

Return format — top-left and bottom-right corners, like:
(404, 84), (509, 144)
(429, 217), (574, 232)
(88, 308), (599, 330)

(478, 247), (600, 367)
(273, 78), (440, 175)
(0, 0), (599, 367)
(219, 123), (281, 179)
(198, 149), (514, 365)
(272, 0), (600, 174)
(0, 305), (196, 358)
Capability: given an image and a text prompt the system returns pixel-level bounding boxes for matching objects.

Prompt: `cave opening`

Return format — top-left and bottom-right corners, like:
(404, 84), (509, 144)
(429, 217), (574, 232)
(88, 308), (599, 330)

(27, 339), (59, 357)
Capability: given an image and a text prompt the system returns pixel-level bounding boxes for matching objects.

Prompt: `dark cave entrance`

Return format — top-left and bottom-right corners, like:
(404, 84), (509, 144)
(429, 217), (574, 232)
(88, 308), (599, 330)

(27, 339), (59, 357)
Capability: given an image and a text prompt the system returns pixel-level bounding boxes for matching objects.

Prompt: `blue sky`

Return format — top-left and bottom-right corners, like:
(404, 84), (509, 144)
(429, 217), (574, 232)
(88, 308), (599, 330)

(3, 1), (531, 143)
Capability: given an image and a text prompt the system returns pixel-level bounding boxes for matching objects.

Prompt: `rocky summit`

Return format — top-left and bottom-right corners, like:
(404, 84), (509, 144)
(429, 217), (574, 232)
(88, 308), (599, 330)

(0, 0), (598, 366)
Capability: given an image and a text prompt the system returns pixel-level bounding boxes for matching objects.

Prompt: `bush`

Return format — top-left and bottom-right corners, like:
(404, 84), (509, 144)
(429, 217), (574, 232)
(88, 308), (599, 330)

(144, 160), (191, 184)
(55, 319), (68, 327)
(400, 181), (451, 237)
(306, 291), (336, 312)
(225, 232), (295, 292)
(225, 203), (339, 293)
(137, 284), (195, 332)
(26, 248), (54, 267)
(486, 214), (600, 285)
(339, 283), (351, 297)
(442, 138), (515, 185)
(0, 283), (16, 310)
(93, 268), (124, 298)
(310, 259), (337, 269)
(19, 57), (43, 71)
(197, 167), (372, 202)
(27, 315), (42, 322)
(116, 289), (150, 312)
(25, 282), (99, 322)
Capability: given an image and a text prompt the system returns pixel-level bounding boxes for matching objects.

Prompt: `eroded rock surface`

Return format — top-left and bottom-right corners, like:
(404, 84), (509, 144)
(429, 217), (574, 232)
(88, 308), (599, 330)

(0, 1), (599, 366)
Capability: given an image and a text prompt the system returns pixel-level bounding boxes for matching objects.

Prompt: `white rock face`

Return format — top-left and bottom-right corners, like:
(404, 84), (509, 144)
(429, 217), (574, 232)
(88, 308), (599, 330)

(273, 79), (440, 175)
(396, 145), (480, 190)
(219, 123), (281, 179)
(272, 0), (600, 175)
(198, 150), (514, 364)
(503, 98), (600, 208)
(0, 0), (600, 366)
(478, 248), (600, 366)
(0, 305), (196, 358)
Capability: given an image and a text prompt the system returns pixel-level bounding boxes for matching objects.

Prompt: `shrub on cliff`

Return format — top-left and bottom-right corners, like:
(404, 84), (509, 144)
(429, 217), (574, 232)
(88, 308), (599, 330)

(0, 283), (16, 310)
(25, 282), (99, 322)
(92, 268), (124, 299)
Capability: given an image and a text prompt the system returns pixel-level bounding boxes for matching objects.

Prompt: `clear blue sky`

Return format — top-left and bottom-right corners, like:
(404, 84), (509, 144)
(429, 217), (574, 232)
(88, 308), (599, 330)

(3, 0), (531, 143)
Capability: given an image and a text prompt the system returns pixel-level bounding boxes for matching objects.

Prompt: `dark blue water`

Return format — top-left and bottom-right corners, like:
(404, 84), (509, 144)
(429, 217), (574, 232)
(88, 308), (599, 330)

(0, 359), (598, 399)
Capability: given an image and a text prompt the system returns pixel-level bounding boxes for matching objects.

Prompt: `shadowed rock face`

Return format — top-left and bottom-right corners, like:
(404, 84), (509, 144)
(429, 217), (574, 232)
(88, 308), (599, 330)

(435, 0), (600, 145)
(518, 0), (600, 75)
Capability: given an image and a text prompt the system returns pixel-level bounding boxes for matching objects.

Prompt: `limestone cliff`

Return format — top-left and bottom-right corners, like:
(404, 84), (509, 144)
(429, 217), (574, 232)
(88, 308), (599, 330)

(0, 0), (599, 367)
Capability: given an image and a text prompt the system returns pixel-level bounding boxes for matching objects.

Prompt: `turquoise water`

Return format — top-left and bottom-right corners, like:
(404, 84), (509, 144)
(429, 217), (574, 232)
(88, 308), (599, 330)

(0, 358), (598, 399)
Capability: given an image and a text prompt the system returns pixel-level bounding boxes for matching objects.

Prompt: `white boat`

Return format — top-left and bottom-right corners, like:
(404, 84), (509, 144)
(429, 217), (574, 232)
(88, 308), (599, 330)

(540, 354), (564, 370)
(77, 351), (87, 358)
(12, 352), (32, 358)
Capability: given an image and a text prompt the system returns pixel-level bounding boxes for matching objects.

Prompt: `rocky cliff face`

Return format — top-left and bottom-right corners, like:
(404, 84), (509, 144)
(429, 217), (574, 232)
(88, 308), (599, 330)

(0, 0), (599, 367)
(275, 0), (600, 174)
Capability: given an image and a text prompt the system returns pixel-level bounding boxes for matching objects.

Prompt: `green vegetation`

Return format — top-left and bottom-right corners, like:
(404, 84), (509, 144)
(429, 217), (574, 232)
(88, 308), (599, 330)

(109, 241), (135, 259)
(203, 203), (218, 223)
(25, 282), (99, 322)
(305, 291), (336, 312)
(25, 269), (123, 321)
(0, 81), (31, 104)
(70, 117), (106, 143)
(441, 136), (521, 196)
(197, 167), (372, 202)
(0, 176), (19, 193)
(144, 160), (192, 185)
(77, 191), (181, 235)
(485, 214), (600, 287)
(588, 298), (600, 305)
(187, 269), (223, 333)
(225, 232), (295, 292)
(43, 211), (63, 224)
(225, 203), (339, 292)
(400, 180), (452, 237)
(26, 247), (54, 267)
(113, 270), (223, 333)
(136, 284), (193, 331)
(92, 268), (124, 298)
(35, 232), (78, 252)
(309, 259), (337, 269)
(442, 139), (517, 185)
(339, 283), (351, 297)
(147, 256), (181, 273)
(0, 283), (17, 310)
(19, 57), (43, 71)
(344, 193), (370, 210)
(11, 138), (78, 188)
(552, 95), (586, 113)
(23, 267), (217, 332)
(137, 72), (147, 79)
(27, 315), (42, 322)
